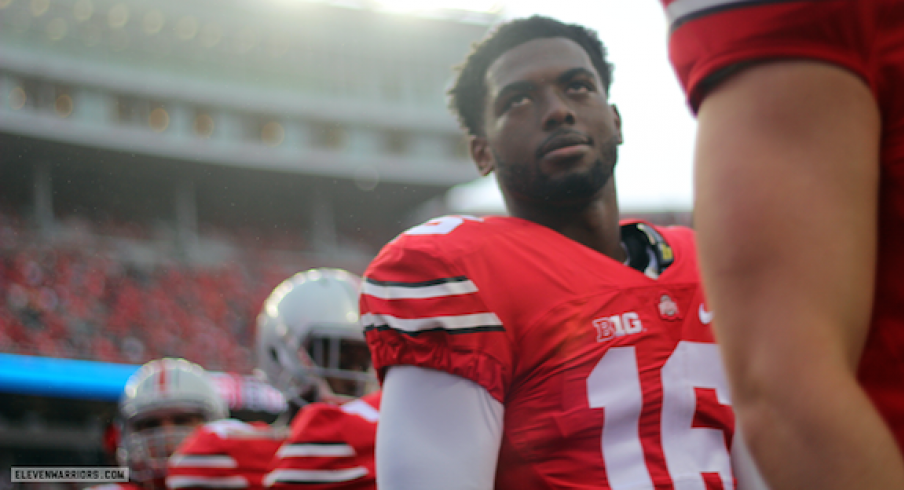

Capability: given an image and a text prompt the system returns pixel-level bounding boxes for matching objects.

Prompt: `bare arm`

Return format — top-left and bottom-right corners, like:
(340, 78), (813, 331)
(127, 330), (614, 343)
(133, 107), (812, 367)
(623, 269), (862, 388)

(694, 60), (904, 489)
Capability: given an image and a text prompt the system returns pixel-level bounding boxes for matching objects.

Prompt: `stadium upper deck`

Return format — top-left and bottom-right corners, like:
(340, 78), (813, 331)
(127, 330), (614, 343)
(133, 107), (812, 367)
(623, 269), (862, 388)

(0, 0), (497, 251)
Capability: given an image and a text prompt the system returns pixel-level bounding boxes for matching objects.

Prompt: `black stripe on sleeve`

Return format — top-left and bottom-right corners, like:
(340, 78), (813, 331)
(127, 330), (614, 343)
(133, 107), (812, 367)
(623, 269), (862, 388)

(364, 276), (470, 288)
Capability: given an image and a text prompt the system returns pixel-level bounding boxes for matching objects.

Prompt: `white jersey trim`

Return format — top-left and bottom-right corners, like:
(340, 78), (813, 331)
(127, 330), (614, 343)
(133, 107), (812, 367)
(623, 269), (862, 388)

(666, 0), (762, 24)
(166, 476), (249, 489)
(169, 455), (238, 469)
(361, 312), (503, 334)
(276, 443), (355, 458)
(263, 468), (369, 486)
(341, 398), (380, 423)
(363, 278), (478, 300)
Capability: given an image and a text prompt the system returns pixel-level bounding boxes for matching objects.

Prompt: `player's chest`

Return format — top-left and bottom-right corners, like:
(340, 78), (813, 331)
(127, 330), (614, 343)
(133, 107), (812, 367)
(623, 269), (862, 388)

(507, 275), (713, 367)
(500, 279), (727, 458)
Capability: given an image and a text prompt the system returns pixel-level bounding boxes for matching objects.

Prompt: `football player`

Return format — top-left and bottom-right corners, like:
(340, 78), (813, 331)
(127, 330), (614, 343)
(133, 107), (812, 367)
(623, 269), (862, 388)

(96, 358), (228, 490)
(167, 269), (379, 490)
(360, 16), (738, 490)
(660, 0), (904, 488)
(259, 268), (379, 490)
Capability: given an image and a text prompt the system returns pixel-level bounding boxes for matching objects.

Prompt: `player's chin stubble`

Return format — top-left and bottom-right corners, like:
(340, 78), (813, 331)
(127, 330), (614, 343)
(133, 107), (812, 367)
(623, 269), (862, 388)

(492, 137), (618, 205)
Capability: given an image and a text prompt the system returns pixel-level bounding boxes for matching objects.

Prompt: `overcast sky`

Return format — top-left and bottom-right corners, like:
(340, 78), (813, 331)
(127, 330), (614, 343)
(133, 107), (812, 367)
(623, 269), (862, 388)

(445, 1), (698, 214)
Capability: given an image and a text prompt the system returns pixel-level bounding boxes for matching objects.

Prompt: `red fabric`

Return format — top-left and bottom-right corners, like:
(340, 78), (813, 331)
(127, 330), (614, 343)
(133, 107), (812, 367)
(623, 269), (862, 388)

(362, 216), (733, 489)
(167, 420), (284, 490)
(84, 483), (142, 490)
(664, 0), (904, 453)
(266, 392), (380, 490)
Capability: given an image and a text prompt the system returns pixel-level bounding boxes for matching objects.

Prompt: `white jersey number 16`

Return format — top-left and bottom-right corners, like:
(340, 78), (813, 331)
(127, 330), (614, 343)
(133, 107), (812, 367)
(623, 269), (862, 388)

(588, 341), (734, 490)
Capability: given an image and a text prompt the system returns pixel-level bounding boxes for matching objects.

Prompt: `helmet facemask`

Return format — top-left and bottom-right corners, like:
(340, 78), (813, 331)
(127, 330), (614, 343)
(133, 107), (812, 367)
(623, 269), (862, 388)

(255, 269), (377, 406)
(303, 328), (374, 398)
(121, 409), (206, 487)
(269, 322), (375, 405)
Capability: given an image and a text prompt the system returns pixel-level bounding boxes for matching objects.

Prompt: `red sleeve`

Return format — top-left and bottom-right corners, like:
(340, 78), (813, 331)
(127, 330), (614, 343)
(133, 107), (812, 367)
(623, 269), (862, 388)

(84, 484), (142, 490)
(360, 218), (515, 403)
(167, 420), (282, 490)
(662, 0), (878, 112)
(265, 394), (380, 490)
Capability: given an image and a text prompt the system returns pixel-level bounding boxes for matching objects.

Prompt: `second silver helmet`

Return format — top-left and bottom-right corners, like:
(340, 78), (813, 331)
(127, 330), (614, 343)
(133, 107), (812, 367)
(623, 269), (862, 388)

(255, 268), (374, 405)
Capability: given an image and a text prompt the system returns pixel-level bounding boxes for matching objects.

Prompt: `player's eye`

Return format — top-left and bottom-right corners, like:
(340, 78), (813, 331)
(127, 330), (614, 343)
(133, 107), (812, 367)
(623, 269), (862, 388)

(502, 94), (530, 112)
(134, 419), (161, 431)
(171, 413), (202, 427)
(566, 80), (594, 94)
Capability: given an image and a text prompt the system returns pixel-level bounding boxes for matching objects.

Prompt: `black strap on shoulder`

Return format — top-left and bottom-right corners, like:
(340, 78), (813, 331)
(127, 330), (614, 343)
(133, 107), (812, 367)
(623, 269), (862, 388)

(620, 222), (675, 275)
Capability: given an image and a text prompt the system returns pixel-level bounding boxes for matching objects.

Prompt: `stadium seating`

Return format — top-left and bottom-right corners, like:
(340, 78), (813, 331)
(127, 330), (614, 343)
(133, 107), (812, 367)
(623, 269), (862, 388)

(0, 208), (322, 374)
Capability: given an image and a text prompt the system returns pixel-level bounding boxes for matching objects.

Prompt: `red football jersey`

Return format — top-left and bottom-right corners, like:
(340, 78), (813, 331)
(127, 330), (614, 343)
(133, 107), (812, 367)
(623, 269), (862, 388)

(663, 0), (904, 451)
(85, 483), (142, 490)
(166, 419), (284, 490)
(265, 392), (380, 490)
(361, 216), (734, 489)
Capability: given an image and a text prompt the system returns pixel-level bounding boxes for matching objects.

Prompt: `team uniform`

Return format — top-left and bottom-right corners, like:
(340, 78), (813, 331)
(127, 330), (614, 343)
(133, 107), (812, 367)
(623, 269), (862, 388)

(167, 419), (284, 490)
(85, 484), (142, 490)
(361, 215), (735, 489)
(265, 392), (380, 490)
(662, 0), (904, 451)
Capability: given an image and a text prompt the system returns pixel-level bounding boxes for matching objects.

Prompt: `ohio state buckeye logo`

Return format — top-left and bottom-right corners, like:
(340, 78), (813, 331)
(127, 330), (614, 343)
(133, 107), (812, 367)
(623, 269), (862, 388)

(658, 293), (679, 319)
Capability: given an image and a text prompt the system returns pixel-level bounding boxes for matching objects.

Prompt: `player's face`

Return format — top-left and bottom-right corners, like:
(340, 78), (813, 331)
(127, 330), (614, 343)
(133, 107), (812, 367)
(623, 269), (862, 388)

(133, 411), (205, 458)
(304, 336), (373, 397)
(472, 37), (622, 205)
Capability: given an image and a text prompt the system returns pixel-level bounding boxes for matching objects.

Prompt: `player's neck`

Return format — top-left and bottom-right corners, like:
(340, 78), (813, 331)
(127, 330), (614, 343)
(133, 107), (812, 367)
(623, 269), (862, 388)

(507, 192), (624, 261)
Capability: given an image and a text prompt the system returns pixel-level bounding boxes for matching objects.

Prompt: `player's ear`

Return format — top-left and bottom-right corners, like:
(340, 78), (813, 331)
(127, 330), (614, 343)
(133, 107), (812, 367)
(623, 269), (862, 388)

(470, 135), (495, 176)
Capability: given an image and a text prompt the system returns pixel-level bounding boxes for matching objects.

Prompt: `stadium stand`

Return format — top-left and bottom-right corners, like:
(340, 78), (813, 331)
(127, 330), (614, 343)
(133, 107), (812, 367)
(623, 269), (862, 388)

(0, 207), (309, 372)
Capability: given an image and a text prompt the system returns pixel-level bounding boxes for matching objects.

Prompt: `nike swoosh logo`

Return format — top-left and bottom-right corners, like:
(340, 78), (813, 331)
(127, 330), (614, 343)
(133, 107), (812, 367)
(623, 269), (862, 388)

(698, 304), (713, 325)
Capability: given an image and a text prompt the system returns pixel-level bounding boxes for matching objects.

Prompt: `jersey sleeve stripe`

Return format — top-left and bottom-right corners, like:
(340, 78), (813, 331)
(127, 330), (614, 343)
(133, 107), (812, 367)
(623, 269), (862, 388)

(363, 276), (477, 300)
(666, 0), (796, 27)
(340, 399), (379, 423)
(166, 476), (249, 489)
(169, 455), (238, 469)
(263, 468), (369, 486)
(361, 312), (504, 335)
(275, 443), (355, 458)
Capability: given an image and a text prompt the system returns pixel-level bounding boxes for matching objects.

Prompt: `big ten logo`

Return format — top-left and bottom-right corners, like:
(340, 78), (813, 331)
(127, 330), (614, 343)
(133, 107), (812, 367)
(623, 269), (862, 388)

(593, 312), (643, 342)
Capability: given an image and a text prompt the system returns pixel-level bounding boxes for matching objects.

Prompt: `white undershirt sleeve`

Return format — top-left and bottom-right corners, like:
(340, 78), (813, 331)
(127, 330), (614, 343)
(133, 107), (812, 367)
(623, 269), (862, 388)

(376, 365), (504, 490)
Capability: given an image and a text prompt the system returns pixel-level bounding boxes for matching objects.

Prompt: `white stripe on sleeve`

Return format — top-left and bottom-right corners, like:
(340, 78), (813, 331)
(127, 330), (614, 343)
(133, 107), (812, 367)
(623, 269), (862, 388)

(169, 455), (238, 468)
(263, 468), (369, 487)
(666, 0), (761, 24)
(341, 399), (379, 423)
(166, 476), (248, 489)
(276, 444), (355, 458)
(362, 278), (478, 300)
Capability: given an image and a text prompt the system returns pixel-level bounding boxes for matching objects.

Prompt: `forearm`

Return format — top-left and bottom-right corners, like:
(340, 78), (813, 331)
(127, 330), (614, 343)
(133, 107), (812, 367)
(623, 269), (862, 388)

(694, 60), (904, 488)
(733, 351), (904, 489)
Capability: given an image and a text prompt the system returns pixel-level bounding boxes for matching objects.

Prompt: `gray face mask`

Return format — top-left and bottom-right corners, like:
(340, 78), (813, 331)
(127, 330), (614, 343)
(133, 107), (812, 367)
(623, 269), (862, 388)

(122, 424), (196, 483)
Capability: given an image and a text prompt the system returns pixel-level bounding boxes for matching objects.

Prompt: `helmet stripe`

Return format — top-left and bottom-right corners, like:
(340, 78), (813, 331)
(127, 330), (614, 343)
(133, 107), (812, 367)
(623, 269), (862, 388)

(159, 362), (168, 393)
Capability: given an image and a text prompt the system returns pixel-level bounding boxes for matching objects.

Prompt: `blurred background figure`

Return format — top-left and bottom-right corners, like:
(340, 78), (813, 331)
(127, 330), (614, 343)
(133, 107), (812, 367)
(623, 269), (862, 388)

(256, 268), (375, 408)
(258, 268), (380, 490)
(105, 358), (227, 490)
(168, 268), (379, 490)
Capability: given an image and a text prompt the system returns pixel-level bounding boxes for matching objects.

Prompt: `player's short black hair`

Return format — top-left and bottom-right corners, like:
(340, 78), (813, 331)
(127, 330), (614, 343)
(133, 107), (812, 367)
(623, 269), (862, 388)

(448, 15), (614, 137)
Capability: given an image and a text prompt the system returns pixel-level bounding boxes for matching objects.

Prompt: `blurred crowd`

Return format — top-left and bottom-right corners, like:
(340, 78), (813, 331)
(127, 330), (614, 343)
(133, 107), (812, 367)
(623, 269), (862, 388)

(0, 209), (317, 373)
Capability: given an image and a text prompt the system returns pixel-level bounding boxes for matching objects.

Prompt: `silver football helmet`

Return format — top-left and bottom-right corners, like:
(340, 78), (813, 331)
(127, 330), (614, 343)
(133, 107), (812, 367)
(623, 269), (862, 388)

(118, 358), (228, 485)
(255, 268), (374, 406)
